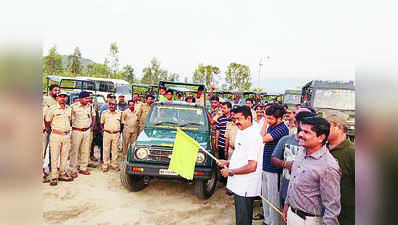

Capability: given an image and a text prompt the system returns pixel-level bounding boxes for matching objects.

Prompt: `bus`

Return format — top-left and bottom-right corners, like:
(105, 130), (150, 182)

(76, 77), (132, 101)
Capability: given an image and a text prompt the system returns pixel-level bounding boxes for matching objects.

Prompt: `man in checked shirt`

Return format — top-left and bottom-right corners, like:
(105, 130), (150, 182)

(283, 116), (341, 225)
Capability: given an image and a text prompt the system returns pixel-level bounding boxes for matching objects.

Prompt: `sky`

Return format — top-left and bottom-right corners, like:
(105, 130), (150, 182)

(38, 0), (367, 93)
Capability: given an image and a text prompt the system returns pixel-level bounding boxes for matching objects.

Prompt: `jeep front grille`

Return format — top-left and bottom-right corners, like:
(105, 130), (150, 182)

(148, 146), (173, 162)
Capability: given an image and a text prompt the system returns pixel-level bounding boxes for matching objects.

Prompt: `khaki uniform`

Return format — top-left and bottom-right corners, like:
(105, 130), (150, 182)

(42, 106), (48, 160)
(210, 109), (223, 150)
(122, 109), (139, 155)
(42, 95), (57, 160)
(101, 109), (122, 168)
(225, 122), (238, 159)
(134, 102), (143, 133)
(43, 95), (57, 108)
(138, 104), (150, 135)
(70, 102), (95, 172)
(45, 103), (72, 179)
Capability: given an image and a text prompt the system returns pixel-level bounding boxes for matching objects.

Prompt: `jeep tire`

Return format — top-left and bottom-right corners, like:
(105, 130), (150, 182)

(120, 160), (148, 192)
(193, 166), (217, 200)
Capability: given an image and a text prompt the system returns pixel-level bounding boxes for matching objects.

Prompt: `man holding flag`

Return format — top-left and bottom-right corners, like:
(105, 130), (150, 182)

(218, 106), (263, 225)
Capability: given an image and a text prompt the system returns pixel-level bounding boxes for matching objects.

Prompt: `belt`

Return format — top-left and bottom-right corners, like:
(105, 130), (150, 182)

(290, 207), (318, 220)
(104, 129), (120, 134)
(72, 127), (90, 132)
(52, 129), (70, 135)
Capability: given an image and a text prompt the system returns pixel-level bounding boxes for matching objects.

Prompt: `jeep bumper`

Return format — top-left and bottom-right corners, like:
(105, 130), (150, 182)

(126, 162), (212, 180)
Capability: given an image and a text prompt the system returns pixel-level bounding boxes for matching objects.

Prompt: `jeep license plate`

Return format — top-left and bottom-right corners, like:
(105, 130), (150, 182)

(159, 169), (177, 176)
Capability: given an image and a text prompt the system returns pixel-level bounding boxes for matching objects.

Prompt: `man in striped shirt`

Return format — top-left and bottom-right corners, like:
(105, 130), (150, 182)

(262, 104), (289, 225)
(216, 101), (232, 185)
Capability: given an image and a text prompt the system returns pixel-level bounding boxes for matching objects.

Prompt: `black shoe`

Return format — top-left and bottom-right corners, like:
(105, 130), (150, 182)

(253, 213), (264, 220)
(225, 188), (233, 196)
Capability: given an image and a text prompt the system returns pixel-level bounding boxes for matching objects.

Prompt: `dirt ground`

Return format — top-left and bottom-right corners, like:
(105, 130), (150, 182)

(42, 166), (264, 225)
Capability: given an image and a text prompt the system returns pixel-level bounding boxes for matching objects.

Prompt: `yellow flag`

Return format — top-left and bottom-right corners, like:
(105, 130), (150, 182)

(168, 128), (200, 180)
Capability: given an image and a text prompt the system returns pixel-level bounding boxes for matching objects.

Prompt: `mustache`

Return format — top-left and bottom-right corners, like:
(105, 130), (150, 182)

(236, 123), (241, 126)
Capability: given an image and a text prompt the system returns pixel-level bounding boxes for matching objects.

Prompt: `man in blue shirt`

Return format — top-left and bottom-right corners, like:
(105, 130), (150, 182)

(261, 104), (289, 225)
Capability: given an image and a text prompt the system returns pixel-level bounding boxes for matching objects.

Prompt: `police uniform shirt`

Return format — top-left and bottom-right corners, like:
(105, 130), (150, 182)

(139, 104), (150, 125)
(101, 109), (122, 131)
(43, 95), (57, 108)
(71, 102), (95, 129)
(45, 103), (72, 132)
(122, 109), (139, 132)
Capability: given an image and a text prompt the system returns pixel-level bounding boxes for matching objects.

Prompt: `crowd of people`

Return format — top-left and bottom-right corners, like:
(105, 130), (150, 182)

(209, 96), (354, 225)
(42, 83), (354, 225)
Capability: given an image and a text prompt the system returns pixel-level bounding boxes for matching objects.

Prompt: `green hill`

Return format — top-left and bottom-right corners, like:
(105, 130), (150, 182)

(61, 55), (96, 69)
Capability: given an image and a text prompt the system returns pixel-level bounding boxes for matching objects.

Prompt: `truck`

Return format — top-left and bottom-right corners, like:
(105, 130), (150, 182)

(301, 80), (355, 138)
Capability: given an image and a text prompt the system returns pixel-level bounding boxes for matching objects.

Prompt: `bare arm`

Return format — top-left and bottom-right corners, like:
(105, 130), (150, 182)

(220, 160), (257, 177)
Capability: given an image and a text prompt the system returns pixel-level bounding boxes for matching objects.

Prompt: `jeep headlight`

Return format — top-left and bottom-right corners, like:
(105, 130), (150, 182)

(135, 147), (149, 160)
(196, 152), (205, 164)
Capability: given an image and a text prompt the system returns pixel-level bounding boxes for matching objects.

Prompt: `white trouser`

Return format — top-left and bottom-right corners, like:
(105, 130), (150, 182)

(287, 207), (322, 225)
(262, 171), (280, 225)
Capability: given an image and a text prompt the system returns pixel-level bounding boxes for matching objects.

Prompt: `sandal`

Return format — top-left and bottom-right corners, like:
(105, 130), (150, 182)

(58, 174), (73, 182)
(49, 178), (58, 186)
(42, 176), (50, 183)
(253, 213), (264, 220)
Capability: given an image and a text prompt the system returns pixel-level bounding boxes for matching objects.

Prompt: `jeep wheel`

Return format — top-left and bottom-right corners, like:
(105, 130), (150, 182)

(120, 160), (148, 192)
(194, 168), (217, 200)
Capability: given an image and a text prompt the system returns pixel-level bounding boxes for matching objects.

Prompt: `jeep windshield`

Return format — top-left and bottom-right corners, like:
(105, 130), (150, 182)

(148, 105), (207, 129)
(313, 89), (355, 110)
(284, 94), (301, 104)
(116, 85), (132, 95)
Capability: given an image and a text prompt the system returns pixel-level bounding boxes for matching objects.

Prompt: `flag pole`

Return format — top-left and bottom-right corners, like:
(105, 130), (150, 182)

(198, 147), (283, 216)
(259, 196), (283, 216)
(198, 145), (227, 168)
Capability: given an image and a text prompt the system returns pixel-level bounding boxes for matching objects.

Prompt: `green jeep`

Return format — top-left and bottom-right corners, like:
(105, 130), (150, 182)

(301, 80), (355, 139)
(120, 82), (218, 200)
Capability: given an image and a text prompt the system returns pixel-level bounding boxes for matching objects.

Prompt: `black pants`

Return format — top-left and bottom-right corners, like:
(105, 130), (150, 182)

(234, 194), (256, 225)
(218, 146), (227, 184)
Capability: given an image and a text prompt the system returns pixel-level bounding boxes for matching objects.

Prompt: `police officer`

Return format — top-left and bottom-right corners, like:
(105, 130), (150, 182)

(45, 91), (73, 186)
(100, 99), (123, 172)
(70, 91), (95, 178)
(122, 100), (139, 157)
(138, 95), (155, 135)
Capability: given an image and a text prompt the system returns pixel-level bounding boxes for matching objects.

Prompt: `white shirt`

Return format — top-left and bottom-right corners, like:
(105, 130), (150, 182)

(227, 125), (263, 197)
(252, 117), (265, 132)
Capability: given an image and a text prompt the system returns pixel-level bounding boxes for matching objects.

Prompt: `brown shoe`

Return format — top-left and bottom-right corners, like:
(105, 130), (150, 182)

(90, 155), (98, 162)
(102, 166), (109, 172)
(59, 174), (73, 182)
(111, 166), (120, 171)
(42, 175), (50, 183)
(49, 178), (58, 186)
(88, 162), (98, 168)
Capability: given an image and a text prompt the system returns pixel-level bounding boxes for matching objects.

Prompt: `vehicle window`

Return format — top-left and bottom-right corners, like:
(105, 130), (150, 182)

(116, 85), (132, 95)
(284, 94), (301, 104)
(95, 95), (106, 105)
(148, 106), (206, 128)
(314, 89), (355, 110)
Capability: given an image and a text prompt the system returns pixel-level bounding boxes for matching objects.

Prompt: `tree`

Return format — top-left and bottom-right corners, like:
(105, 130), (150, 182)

(192, 64), (220, 86)
(43, 46), (63, 75)
(68, 47), (82, 75)
(141, 57), (168, 84)
(122, 65), (135, 83)
(184, 76), (189, 83)
(108, 42), (119, 78)
(225, 62), (251, 91)
(168, 73), (180, 82)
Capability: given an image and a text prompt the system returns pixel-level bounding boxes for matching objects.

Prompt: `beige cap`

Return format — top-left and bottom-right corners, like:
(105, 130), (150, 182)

(58, 91), (68, 96)
(108, 99), (117, 104)
(323, 110), (348, 127)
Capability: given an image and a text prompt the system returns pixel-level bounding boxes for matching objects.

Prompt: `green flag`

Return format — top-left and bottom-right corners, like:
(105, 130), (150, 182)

(168, 128), (200, 180)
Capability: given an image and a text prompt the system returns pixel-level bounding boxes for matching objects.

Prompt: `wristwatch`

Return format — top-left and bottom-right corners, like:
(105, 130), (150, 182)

(228, 169), (234, 176)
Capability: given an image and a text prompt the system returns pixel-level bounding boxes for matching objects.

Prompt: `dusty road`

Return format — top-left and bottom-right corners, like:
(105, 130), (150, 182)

(42, 167), (264, 225)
